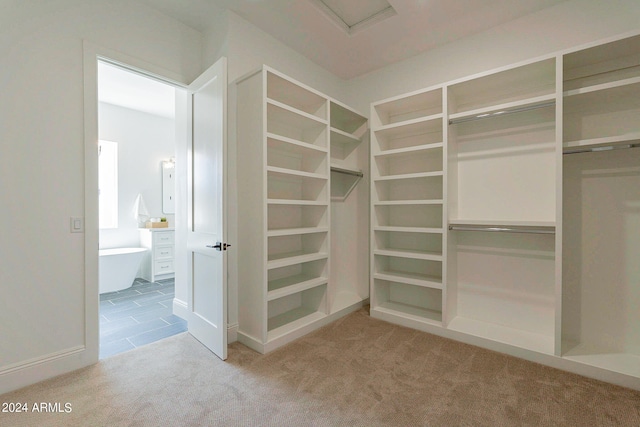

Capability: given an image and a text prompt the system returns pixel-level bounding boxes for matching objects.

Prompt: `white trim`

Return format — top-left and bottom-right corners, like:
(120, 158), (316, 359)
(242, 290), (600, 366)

(237, 300), (364, 354)
(172, 298), (189, 321)
(0, 346), (86, 395)
(75, 41), (194, 394)
(227, 323), (239, 343)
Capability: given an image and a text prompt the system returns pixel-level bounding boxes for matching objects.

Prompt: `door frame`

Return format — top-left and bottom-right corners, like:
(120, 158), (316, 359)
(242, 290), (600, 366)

(83, 42), (212, 360)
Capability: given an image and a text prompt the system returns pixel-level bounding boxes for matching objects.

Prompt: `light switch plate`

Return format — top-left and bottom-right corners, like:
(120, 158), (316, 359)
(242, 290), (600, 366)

(70, 217), (84, 233)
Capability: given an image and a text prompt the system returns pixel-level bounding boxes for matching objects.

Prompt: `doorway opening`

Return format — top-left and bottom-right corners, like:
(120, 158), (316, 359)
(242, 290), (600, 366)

(97, 60), (186, 359)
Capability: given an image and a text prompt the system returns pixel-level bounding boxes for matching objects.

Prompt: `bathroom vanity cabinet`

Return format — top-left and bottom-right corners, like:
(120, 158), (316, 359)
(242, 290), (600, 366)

(139, 228), (175, 282)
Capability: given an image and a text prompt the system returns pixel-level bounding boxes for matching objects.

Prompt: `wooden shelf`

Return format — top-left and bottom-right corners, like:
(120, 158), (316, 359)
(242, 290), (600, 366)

(267, 251), (328, 270)
(564, 75), (640, 97)
(372, 302), (442, 326)
(374, 226), (443, 234)
(374, 114), (442, 135)
(374, 270), (443, 289)
(448, 94), (555, 124)
(374, 171), (443, 182)
(267, 132), (328, 154)
(374, 248), (443, 262)
(267, 199), (327, 206)
(374, 199), (443, 206)
(372, 87), (442, 127)
(267, 166), (327, 181)
(330, 127), (361, 144)
(374, 142), (443, 158)
(266, 69), (327, 119)
(267, 275), (328, 301)
(267, 310), (326, 341)
(267, 226), (329, 237)
(330, 100), (367, 135)
(563, 132), (640, 153)
(267, 100), (328, 135)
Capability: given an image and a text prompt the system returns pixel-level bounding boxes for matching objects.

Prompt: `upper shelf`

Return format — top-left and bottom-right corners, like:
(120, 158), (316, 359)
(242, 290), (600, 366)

(563, 33), (640, 92)
(330, 101), (367, 137)
(448, 58), (555, 118)
(563, 76), (640, 98)
(372, 87), (442, 128)
(267, 70), (327, 120)
(448, 94), (555, 125)
(563, 132), (640, 154)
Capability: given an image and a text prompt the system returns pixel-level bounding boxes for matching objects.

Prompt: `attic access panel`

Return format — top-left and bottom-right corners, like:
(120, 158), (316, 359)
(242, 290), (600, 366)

(309, 0), (397, 35)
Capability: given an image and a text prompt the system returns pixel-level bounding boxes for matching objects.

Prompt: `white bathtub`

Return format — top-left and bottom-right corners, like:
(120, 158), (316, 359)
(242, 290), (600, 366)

(99, 247), (147, 294)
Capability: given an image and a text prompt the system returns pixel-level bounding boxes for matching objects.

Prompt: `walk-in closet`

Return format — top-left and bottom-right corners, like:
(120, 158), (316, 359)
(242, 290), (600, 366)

(234, 31), (640, 390)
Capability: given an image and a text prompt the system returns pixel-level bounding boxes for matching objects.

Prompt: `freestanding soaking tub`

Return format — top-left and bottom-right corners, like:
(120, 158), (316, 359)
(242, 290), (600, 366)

(98, 247), (147, 294)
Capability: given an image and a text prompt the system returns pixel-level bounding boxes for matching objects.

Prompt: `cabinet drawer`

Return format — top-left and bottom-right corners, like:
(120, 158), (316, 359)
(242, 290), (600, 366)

(155, 245), (174, 260)
(155, 260), (174, 275)
(155, 232), (175, 245)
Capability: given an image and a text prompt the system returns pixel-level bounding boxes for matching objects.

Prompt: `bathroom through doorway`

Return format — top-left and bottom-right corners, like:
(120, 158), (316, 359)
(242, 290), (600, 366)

(97, 60), (185, 358)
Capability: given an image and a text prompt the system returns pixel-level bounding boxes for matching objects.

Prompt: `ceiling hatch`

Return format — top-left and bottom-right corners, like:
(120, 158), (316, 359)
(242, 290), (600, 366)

(309, 0), (397, 35)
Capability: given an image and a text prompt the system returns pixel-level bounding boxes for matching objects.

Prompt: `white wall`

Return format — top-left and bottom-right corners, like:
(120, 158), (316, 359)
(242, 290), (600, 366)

(0, 0), (201, 394)
(98, 102), (175, 249)
(346, 0), (640, 112)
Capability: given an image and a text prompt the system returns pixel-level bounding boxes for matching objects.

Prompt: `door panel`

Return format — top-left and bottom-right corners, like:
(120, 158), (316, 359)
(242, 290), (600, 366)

(187, 57), (228, 360)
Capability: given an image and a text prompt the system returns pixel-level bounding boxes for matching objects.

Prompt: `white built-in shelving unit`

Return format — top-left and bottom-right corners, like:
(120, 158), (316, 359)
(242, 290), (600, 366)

(446, 58), (558, 356)
(561, 33), (640, 379)
(369, 32), (640, 390)
(233, 32), (640, 390)
(370, 88), (446, 328)
(236, 67), (368, 353)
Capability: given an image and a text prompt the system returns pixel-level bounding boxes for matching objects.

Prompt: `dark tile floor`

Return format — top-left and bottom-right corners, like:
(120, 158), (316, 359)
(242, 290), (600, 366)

(99, 278), (187, 359)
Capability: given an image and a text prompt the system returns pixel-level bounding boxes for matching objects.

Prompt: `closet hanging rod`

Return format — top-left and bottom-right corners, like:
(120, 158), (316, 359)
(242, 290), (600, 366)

(563, 143), (640, 155)
(448, 101), (555, 125)
(448, 225), (555, 235)
(330, 166), (364, 178)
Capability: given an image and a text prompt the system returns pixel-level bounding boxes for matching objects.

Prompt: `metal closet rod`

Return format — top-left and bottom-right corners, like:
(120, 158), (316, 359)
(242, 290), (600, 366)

(448, 101), (555, 125)
(330, 166), (364, 177)
(563, 143), (640, 155)
(448, 225), (555, 235)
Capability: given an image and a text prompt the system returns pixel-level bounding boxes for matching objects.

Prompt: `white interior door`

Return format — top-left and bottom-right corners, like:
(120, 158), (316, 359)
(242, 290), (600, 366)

(187, 57), (228, 360)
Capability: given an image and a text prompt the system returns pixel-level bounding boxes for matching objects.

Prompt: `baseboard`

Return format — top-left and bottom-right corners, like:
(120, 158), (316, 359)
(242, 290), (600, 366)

(172, 298), (189, 321)
(237, 300), (365, 355)
(227, 323), (238, 343)
(237, 331), (265, 353)
(0, 346), (92, 395)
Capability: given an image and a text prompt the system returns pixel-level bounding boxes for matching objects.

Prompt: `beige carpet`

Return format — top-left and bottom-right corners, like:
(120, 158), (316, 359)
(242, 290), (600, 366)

(1, 308), (639, 426)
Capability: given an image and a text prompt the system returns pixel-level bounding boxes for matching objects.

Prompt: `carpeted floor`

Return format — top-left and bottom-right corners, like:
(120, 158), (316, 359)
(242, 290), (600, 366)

(1, 307), (639, 426)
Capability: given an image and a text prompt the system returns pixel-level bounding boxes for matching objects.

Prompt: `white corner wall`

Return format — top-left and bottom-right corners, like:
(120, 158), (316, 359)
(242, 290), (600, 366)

(346, 0), (640, 112)
(98, 102), (176, 249)
(0, 0), (202, 394)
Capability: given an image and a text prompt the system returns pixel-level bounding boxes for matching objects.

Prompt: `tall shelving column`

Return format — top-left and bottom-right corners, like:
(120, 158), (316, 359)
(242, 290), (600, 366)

(446, 58), (558, 354)
(370, 88), (446, 329)
(237, 67), (331, 353)
(329, 101), (369, 313)
(561, 34), (640, 377)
